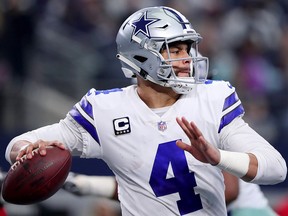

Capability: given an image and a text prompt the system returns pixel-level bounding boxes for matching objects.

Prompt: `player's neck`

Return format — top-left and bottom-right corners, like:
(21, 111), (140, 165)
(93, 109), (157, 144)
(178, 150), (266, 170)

(136, 79), (180, 109)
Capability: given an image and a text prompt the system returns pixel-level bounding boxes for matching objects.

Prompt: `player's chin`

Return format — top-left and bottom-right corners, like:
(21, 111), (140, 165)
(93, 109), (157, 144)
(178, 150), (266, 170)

(176, 72), (190, 77)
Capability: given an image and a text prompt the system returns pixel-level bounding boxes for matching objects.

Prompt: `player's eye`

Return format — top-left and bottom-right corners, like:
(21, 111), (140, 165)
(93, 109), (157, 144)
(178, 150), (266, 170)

(169, 48), (180, 54)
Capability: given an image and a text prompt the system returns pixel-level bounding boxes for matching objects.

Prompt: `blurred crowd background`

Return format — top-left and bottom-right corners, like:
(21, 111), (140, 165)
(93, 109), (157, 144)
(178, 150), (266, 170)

(0, 0), (288, 215)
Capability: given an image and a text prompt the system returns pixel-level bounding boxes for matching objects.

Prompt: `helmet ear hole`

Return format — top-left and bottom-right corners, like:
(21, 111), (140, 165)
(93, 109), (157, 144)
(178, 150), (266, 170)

(134, 55), (148, 63)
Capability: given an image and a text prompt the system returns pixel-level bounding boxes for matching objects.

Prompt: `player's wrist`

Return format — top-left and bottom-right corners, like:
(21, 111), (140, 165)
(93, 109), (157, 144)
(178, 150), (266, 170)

(216, 150), (250, 178)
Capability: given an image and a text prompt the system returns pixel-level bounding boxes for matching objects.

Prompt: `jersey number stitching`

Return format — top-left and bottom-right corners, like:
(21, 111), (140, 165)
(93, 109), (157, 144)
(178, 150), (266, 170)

(149, 140), (203, 215)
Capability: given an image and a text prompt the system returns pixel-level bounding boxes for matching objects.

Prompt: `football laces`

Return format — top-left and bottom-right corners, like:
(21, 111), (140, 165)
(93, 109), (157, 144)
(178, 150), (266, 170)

(11, 148), (39, 171)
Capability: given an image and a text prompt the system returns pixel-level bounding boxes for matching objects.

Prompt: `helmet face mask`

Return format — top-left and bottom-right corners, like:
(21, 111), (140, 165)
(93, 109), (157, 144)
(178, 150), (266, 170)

(116, 6), (208, 94)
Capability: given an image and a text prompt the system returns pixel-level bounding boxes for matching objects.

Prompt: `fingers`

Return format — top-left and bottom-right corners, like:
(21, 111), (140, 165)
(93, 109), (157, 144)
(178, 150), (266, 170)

(189, 121), (203, 139)
(16, 140), (66, 161)
(176, 139), (190, 151)
(176, 117), (220, 165)
(176, 117), (197, 140)
(176, 117), (207, 151)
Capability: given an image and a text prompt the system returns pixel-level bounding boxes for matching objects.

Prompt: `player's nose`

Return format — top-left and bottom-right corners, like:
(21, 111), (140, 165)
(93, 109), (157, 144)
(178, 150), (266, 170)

(181, 52), (192, 64)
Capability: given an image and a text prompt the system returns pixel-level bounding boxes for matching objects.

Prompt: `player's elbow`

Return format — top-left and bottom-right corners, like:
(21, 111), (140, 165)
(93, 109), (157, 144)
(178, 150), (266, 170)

(273, 157), (287, 184)
(250, 155), (287, 185)
(266, 161), (286, 184)
(269, 168), (287, 185)
(267, 159), (287, 184)
(276, 161), (287, 183)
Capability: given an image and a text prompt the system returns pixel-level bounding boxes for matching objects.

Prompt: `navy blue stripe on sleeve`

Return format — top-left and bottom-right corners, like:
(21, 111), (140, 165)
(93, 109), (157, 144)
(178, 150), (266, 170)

(69, 105), (100, 145)
(218, 104), (244, 133)
(218, 91), (245, 133)
(222, 92), (239, 111)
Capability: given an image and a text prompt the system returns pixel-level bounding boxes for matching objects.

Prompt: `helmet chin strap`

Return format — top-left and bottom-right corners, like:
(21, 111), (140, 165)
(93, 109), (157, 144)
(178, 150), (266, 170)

(168, 80), (195, 94)
(147, 75), (195, 94)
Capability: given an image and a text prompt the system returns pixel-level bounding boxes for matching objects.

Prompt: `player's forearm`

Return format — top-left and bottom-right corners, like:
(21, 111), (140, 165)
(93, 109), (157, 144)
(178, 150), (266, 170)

(217, 150), (254, 180)
(242, 153), (258, 181)
(218, 149), (286, 184)
(220, 117), (287, 184)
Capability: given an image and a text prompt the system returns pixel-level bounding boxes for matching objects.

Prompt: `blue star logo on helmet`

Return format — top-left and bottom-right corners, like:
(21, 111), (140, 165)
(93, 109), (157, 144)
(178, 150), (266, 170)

(131, 12), (159, 38)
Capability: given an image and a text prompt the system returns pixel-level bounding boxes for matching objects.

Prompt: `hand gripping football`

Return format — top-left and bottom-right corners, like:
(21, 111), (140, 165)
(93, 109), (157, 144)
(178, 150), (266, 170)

(1, 146), (72, 205)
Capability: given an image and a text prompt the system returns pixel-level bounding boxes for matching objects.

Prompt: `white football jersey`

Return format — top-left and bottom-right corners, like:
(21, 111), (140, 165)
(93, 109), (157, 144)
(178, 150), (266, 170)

(227, 180), (269, 211)
(66, 80), (243, 216)
(6, 80), (284, 215)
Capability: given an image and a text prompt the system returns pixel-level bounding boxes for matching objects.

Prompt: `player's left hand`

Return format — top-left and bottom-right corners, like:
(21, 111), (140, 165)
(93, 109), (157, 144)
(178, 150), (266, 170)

(176, 117), (220, 165)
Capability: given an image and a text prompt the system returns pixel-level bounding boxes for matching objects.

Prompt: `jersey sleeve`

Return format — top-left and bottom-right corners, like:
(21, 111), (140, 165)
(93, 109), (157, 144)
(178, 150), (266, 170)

(217, 81), (245, 134)
(215, 81), (286, 184)
(67, 88), (103, 158)
(5, 117), (83, 164)
(5, 88), (104, 165)
(67, 87), (124, 159)
(68, 89), (100, 145)
(220, 112), (287, 184)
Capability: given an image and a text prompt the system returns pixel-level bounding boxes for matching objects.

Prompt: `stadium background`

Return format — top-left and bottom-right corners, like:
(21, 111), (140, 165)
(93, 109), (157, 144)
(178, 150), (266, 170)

(0, 0), (288, 215)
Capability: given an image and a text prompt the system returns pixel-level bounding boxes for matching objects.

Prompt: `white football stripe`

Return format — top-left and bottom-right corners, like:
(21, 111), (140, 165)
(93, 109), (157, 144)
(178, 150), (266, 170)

(75, 103), (94, 125)
(222, 100), (241, 116)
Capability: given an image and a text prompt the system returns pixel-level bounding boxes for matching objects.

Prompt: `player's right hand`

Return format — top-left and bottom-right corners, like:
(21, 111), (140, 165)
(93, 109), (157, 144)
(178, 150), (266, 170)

(16, 140), (66, 161)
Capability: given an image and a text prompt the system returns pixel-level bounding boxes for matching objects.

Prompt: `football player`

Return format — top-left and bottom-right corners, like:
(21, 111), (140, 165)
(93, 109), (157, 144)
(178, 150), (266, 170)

(61, 50), (279, 216)
(63, 172), (118, 200)
(224, 171), (278, 216)
(5, 6), (286, 216)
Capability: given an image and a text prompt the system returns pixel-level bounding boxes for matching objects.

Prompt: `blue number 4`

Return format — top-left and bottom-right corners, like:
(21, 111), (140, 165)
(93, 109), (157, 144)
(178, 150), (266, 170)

(149, 140), (203, 215)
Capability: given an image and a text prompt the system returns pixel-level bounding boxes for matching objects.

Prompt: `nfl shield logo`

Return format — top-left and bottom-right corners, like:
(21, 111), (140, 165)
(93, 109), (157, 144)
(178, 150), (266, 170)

(158, 121), (167, 132)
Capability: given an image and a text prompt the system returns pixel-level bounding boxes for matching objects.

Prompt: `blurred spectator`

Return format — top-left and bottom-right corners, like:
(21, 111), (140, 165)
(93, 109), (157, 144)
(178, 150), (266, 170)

(28, 0), (126, 99)
(0, 0), (36, 131)
(0, 0), (36, 81)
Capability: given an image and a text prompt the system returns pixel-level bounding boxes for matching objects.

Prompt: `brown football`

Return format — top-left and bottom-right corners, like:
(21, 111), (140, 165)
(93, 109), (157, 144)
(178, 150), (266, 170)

(1, 146), (72, 205)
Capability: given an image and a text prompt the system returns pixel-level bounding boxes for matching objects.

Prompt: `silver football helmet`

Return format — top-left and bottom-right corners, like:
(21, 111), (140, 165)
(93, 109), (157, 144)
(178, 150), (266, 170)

(116, 6), (208, 94)
(190, 48), (209, 82)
